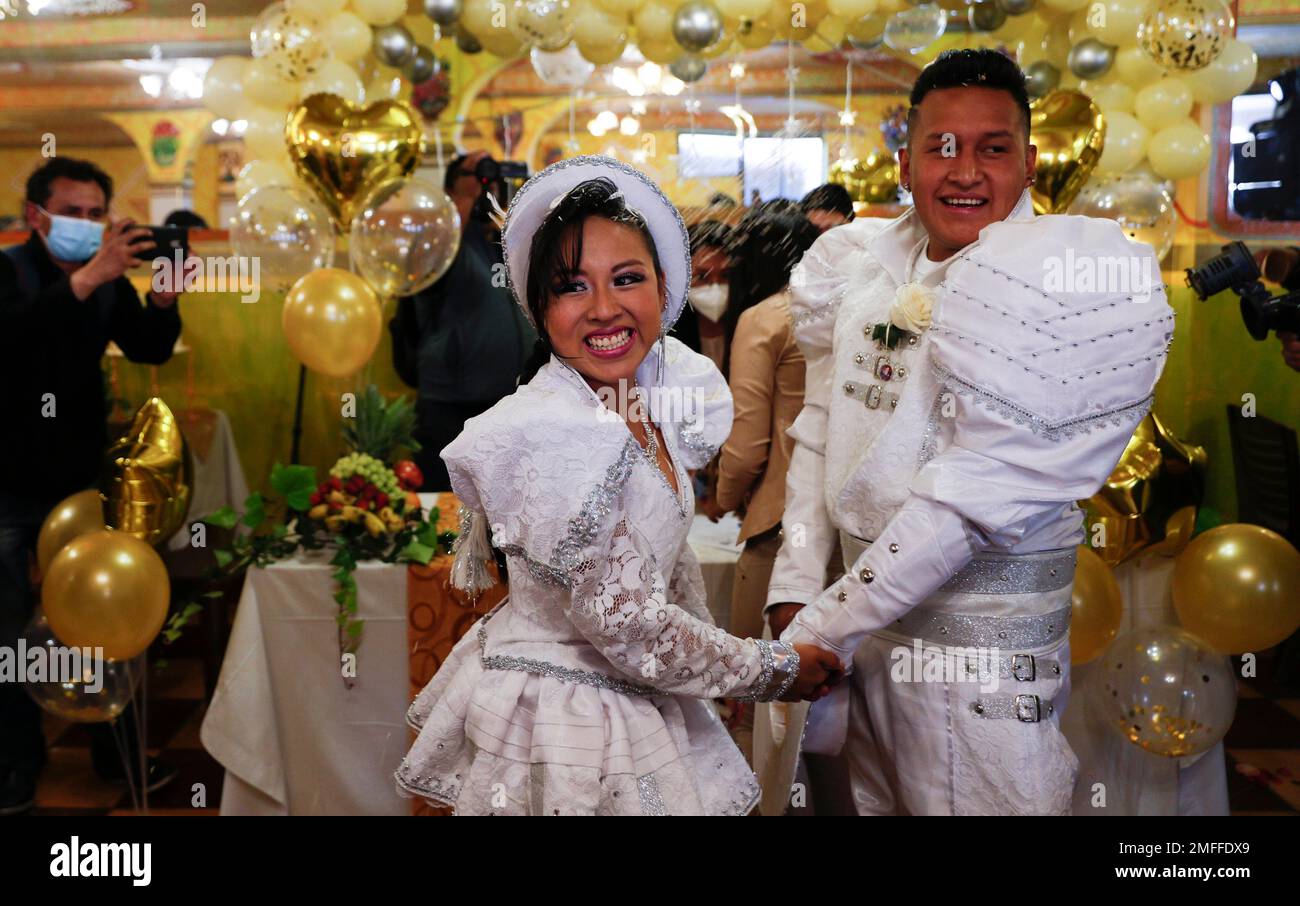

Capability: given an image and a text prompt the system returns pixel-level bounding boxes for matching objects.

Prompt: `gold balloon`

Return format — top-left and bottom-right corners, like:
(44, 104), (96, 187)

(37, 490), (106, 575)
(1028, 89), (1106, 214)
(1086, 412), (1206, 567)
(282, 268), (383, 377)
(1172, 524), (1300, 654)
(829, 150), (898, 204)
(42, 530), (170, 661)
(286, 93), (426, 232)
(1070, 546), (1123, 664)
(102, 399), (193, 549)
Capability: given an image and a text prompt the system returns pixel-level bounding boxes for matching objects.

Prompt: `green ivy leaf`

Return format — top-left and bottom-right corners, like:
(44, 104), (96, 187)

(214, 549), (233, 568)
(242, 492), (266, 528)
(399, 540), (435, 565)
(203, 506), (239, 530)
(271, 462), (319, 512)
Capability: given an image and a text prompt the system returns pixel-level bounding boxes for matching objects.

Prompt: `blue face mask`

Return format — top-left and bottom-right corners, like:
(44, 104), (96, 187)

(38, 206), (104, 263)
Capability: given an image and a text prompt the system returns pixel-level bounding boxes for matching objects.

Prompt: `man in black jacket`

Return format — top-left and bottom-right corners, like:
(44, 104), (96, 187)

(393, 151), (535, 491)
(0, 157), (181, 814)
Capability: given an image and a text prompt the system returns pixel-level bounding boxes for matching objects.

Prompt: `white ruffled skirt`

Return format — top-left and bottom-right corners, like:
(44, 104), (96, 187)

(395, 627), (760, 816)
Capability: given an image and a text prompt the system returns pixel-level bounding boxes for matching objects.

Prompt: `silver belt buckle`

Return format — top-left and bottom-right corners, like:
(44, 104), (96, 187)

(1014, 694), (1042, 722)
(1011, 654), (1035, 682)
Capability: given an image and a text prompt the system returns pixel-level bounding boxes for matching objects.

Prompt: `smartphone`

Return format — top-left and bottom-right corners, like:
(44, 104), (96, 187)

(143, 225), (189, 265)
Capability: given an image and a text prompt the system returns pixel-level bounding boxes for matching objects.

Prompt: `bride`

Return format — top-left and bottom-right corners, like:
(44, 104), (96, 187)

(395, 156), (840, 815)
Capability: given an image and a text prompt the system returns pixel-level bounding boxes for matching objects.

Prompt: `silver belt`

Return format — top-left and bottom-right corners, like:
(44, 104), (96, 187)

(971, 694), (1057, 722)
(840, 532), (1076, 596)
(891, 605), (1071, 650)
(953, 651), (1062, 683)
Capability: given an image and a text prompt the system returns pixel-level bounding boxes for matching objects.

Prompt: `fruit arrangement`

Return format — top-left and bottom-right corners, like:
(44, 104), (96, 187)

(306, 454), (425, 538)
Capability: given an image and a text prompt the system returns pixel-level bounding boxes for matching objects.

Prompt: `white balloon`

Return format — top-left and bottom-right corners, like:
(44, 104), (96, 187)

(300, 59), (366, 105)
(323, 11), (374, 61)
(243, 56), (300, 109)
(1179, 37), (1258, 106)
(243, 107), (291, 161)
(1147, 120), (1211, 180)
(289, 0), (347, 16)
(202, 56), (245, 119)
(1096, 111), (1149, 174)
(530, 43), (596, 87)
(350, 0), (407, 25)
(235, 160), (296, 199)
(1133, 78), (1192, 132)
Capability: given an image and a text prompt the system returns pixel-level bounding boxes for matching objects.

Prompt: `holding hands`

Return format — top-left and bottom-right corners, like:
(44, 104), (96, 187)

(782, 644), (844, 702)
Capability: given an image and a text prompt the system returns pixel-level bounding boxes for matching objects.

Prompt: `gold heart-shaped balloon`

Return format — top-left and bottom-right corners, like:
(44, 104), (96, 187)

(101, 397), (193, 548)
(1029, 89), (1105, 215)
(286, 93), (426, 232)
(1084, 411), (1207, 567)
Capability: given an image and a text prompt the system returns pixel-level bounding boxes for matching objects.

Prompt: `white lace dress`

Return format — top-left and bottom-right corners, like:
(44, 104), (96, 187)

(395, 338), (777, 815)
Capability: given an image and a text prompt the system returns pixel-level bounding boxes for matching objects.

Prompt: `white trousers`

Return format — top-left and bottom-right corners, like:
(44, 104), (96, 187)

(839, 629), (1078, 815)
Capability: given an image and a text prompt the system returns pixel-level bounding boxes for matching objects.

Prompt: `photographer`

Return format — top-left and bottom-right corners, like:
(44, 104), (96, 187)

(391, 151), (536, 491)
(0, 157), (182, 814)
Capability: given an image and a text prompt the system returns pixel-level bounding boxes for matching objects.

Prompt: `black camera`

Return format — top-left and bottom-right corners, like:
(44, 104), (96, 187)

(1185, 240), (1300, 339)
(473, 156), (529, 185)
(468, 157), (529, 223)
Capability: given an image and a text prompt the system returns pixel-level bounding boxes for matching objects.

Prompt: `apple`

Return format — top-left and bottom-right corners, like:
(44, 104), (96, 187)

(394, 459), (423, 491)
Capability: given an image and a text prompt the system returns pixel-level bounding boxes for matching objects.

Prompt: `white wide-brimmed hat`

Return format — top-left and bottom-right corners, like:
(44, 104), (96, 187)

(501, 155), (692, 334)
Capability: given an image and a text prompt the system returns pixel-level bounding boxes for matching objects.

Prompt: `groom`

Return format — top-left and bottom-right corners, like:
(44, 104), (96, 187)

(764, 49), (1174, 815)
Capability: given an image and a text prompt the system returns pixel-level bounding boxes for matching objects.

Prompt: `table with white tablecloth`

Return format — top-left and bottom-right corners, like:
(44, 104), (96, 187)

(200, 504), (746, 815)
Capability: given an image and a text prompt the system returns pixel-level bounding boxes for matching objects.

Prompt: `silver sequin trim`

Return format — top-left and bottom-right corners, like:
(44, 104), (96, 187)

(551, 438), (640, 573)
(637, 774), (667, 816)
(938, 548), (1077, 594)
(736, 638), (775, 702)
(394, 765), (459, 808)
(502, 155), (693, 334)
(932, 361), (1154, 442)
(495, 543), (571, 587)
(767, 642), (801, 702)
(477, 612), (659, 698)
(792, 289), (844, 329)
(916, 387), (947, 472)
(893, 605), (1071, 649)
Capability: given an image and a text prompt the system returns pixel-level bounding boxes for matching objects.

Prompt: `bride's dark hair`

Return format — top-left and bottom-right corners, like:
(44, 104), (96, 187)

(518, 177), (664, 384)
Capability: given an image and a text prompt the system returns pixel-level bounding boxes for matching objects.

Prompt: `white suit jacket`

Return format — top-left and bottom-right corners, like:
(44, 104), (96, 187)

(771, 191), (1175, 666)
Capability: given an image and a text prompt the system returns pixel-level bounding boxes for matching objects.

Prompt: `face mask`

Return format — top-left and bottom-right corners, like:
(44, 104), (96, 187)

(689, 283), (729, 322)
(38, 206), (104, 263)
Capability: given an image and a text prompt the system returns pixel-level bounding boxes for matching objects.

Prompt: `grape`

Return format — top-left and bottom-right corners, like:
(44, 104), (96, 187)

(329, 452), (399, 499)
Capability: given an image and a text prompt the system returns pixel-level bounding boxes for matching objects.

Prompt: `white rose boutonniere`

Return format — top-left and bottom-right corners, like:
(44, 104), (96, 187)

(890, 281), (935, 334)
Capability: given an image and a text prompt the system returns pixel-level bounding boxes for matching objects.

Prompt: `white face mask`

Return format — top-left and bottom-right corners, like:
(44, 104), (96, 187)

(689, 283), (728, 322)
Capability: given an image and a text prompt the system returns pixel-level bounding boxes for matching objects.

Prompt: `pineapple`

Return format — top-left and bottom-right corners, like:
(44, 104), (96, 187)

(342, 385), (422, 463)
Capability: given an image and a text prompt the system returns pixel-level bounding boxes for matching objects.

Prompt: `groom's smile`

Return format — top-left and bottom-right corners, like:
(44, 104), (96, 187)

(898, 85), (1038, 262)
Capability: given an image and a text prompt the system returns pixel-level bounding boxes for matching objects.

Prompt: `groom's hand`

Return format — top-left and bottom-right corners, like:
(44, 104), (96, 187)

(768, 602), (804, 638)
(782, 645), (843, 701)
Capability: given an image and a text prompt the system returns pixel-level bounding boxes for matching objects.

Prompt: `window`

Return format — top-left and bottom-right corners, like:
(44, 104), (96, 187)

(677, 132), (826, 202)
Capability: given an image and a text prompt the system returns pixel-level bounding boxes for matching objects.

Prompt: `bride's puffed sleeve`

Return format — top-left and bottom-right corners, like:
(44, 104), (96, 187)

(785, 215), (1176, 665)
(657, 336), (732, 470)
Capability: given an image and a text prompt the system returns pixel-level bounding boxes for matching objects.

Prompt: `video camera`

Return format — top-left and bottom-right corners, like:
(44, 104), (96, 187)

(1185, 240), (1300, 339)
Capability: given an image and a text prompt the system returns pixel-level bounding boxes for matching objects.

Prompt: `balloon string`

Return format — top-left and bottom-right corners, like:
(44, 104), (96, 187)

(139, 652), (149, 816)
(1174, 197), (1209, 229)
(108, 715), (140, 812)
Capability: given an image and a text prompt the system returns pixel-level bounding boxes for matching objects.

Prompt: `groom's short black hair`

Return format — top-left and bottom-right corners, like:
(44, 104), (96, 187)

(907, 49), (1031, 142)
